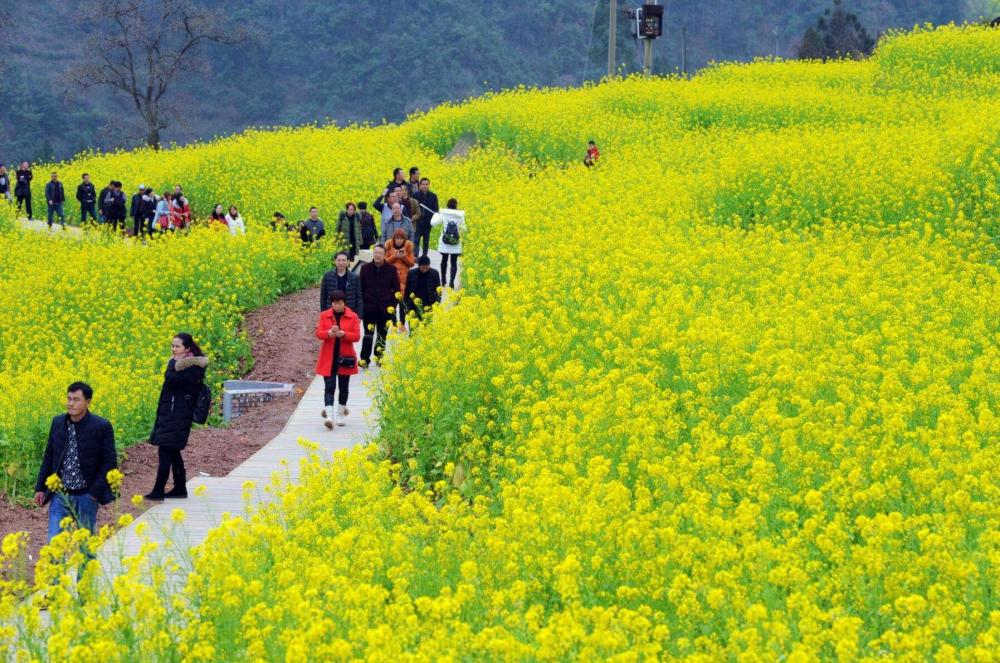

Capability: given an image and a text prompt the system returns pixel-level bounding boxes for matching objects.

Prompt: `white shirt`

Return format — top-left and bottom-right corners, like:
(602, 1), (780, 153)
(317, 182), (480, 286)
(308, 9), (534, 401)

(225, 214), (246, 235)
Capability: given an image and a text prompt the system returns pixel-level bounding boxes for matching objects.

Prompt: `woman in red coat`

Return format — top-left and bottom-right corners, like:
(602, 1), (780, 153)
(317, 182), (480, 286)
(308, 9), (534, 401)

(315, 289), (361, 428)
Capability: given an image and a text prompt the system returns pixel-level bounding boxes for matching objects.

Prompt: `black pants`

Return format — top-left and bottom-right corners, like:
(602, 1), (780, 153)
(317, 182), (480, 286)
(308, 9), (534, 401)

(132, 215), (144, 236)
(16, 192), (31, 218)
(415, 221), (431, 257)
(323, 374), (350, 407)
(108, 214), (125, 232)
(152, 446), (186, 494)
(81, 202), (97, 223)
(360, 310), (392, 363)
(440, 253), (459, 286)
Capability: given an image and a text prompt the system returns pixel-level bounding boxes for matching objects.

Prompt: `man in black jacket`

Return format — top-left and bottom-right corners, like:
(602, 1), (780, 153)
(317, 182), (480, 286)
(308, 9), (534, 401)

(34, 382), (117, 542)
(411, 177), (439, 258)
(405, 255), (442, 321)
(44, 171), (66, 228)
(102, 181), (127, 232)
(77, 173), (97, 224)
(321, 251), (363, 313)
(359, 245), (400, 366)
(130, 184), (145, 236)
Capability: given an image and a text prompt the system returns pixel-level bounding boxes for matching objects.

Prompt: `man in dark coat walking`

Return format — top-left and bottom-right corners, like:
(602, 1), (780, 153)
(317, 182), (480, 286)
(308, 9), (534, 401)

(44, 171), (66, 228)
(34, 382), (117, 541)
(405, 255), (442, 321)
(77, 173), (98, 224)
(411, 177), (439, 258)
(321, 251), (363, 313)
(359, 244), (400, 366)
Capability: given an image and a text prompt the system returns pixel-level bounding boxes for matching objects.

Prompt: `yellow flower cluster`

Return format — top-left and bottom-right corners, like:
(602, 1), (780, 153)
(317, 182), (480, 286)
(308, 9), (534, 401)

(3, 24), (1000, 661)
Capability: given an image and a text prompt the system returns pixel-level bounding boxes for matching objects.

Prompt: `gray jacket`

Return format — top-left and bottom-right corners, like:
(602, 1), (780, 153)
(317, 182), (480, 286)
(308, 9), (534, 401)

(380, 215), (414, 244)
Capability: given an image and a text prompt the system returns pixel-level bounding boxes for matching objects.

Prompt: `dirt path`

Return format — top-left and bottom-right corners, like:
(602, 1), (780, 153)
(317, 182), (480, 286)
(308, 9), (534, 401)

(0, 287), (321, 576)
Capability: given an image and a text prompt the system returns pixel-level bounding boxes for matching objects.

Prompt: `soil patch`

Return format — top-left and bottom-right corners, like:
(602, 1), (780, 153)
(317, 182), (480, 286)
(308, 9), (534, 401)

(0, 287), (321, 578)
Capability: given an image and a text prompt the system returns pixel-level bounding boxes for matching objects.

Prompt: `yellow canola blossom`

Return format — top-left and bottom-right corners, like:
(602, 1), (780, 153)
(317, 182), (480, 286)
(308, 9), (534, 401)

(2, 23), (1000, 662)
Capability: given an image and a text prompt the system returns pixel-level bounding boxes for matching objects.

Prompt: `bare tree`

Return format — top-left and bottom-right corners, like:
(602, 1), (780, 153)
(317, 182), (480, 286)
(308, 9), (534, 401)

(70, 0), (244, 149)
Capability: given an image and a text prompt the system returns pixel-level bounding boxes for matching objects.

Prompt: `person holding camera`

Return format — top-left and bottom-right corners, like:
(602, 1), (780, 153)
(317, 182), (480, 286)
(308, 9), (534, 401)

(315, 289), (361, 428)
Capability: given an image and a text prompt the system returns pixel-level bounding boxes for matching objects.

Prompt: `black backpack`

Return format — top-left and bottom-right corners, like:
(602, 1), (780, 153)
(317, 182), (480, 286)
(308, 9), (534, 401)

(193, 382), (212, 424)
(442, 218), (461, 245)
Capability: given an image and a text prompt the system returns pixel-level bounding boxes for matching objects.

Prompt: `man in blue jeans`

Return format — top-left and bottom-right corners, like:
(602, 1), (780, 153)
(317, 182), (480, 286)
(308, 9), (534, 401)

(34, 382), (117, 543)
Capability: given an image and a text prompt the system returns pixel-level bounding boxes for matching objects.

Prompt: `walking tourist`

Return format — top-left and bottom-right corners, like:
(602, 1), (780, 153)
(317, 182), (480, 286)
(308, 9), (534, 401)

(357, 202), (377, 251)
(321, 251), (362, 313)
(432, 197), (465, 289)
(359, 245), (400, 367)
(336, 202), (362, 260)
(385, 228), (415, 330)
(145, 333), (209, 501)
(315, 289), (361, 428)
(15, 161), (33, 219)
(34, 382), (117, 542)
(77, 173), (97, 224)
(411, 177), (439, 257)
(406, 255), (442, 320)
(380, 203), (414, 244)
(44, 171), (66, 228)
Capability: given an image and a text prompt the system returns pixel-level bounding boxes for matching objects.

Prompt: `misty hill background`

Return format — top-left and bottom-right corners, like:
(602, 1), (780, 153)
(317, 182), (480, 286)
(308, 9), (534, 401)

(0, 0), (986, 162)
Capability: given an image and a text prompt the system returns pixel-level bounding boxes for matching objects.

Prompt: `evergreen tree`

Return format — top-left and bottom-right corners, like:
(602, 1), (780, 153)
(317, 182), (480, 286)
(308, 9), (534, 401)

(797, 0), (875, 60)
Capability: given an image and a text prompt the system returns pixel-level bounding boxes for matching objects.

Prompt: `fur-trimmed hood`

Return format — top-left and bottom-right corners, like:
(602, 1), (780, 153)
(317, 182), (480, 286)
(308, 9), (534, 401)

(174, 355), (209, 371)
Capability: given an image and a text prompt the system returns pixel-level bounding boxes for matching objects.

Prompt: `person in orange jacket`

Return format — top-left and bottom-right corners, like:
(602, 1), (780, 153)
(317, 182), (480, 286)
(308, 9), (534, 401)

(315, 290), (361, 428)
(385, 228), (415, 331)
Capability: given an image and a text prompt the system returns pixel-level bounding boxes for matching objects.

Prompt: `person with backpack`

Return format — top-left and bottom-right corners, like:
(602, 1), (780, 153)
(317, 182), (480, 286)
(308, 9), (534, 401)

(44, 171), (67, 228)
(411, 177), (439, 258)
(431, 198), (466, 289)
(315, 289), (362, 428)
(145, 332), (209, 500)
(357, 202), (378, 251)
(76, 173), (98, 224)
(14, 161), (33, 219)
(336, 202), (362, 260)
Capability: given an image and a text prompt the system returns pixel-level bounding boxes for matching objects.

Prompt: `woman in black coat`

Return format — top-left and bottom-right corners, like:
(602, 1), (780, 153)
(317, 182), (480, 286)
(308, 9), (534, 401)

(145, 332), (208, 500)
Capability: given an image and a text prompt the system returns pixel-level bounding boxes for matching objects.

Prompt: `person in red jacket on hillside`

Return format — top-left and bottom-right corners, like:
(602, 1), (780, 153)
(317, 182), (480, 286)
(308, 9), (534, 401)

(315, 289), (361, 428)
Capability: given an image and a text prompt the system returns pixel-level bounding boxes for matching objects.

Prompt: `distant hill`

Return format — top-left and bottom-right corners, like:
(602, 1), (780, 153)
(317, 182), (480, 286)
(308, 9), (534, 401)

(0, 0), (976, 162)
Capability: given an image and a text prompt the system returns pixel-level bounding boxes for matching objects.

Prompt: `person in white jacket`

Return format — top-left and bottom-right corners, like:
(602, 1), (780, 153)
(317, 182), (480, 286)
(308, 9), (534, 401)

(225, 205), (246, 235)
(430, 198), (465, 289)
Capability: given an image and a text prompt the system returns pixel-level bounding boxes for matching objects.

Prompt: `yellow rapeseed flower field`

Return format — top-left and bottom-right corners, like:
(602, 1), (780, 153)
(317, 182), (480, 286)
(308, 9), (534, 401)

(2, 24), (1000, 661)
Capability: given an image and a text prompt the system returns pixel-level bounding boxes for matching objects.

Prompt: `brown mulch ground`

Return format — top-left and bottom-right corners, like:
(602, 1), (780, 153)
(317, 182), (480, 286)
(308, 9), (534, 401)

(0, 287), (321, 576)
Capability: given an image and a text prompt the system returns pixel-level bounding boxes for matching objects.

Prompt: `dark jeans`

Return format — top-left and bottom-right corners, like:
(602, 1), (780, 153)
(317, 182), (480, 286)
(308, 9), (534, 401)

(323, 374), (350, 407)
(47, 202), (65, 226)
(81, 202), (97, 223)
(16, 192), (31, 218)
(132, 215), (146, 236)
(440, 253), (459, 286)
(414, 221), (431, 257)
(152, 446), (186, 495)
(107, 214), (125, 232)
(360, 310), (392, 363)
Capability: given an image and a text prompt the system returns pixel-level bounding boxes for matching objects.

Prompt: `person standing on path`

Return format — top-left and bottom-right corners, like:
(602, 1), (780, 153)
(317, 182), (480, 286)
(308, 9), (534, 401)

(385, 228), (415, 331)
(372, 188), (401, 227)
(15, 161), (33, 219)
(315, 289), (361, 428)
(406, 255), (442, 321)
(45, 171), (66, 228)
(357, 202), (377, 252)
(431, 198), (466, 289)
(398, 185), (421, 228)
(77, 173), (98, 224)
(34, 382), (117, 542)
(0, 164), (12, 204)
(359, 245), (400, 367)
(336, 202), (362, 260)
(411, 177), (439, 258)
(407, 166), (421, 195)
(321, 251), (363, 313)
(380, 203), (414, 244)
(145, 333), (209, 501)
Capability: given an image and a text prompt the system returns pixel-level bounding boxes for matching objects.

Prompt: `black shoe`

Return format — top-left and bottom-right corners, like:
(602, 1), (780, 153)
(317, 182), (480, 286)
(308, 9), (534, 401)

(144, 492), (165, 502)
(164, 487), (188, 499)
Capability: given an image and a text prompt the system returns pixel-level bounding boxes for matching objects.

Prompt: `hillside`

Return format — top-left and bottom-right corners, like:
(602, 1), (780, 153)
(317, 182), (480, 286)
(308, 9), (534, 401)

(0, 0), (979, 161)
(2, 23), (1000, 660)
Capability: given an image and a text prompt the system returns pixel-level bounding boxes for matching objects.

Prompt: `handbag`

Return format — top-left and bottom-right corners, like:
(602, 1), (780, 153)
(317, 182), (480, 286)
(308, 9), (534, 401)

(337, 356), (357, 369)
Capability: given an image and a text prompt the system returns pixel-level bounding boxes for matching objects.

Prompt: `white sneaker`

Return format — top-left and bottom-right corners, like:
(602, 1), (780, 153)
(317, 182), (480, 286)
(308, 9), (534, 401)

(339, 404), (349, 417)
(323, 412), (334, 429)
(334, 412), (346, 427)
